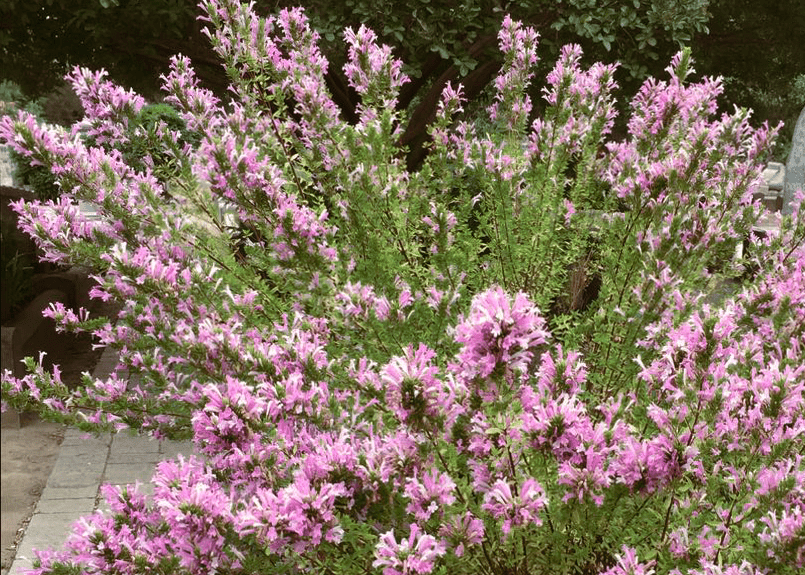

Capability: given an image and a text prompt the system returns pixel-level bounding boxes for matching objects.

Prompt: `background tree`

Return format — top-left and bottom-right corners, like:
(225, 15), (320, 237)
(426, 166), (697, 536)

(0, 0), (227, 99)
(1, 1), (710, 162)
(1, 1), (801, 162)
(691, 0), (805, 160)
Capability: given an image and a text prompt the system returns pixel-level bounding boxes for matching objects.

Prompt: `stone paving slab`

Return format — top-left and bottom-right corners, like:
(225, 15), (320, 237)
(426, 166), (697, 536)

(33, 498), (96, 515)
(160, 440), (194, 460)
(107, 450), (163, 465)
(109, 432), (160, 454)
(1, 147), (16, 187)
(104, 461), (161, 486)
(10, 513), (85, 575)
(6, 349), (194, 575)
(8, 428), (196, 575)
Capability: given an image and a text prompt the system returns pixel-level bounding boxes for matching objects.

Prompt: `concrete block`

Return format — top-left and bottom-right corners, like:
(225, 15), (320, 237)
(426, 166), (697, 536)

(57, 441), (111, 459)
(60, 429), (111, 447)
(783, 106), (805, 215)
(65, 266), (98, 310)
(38, 485), (100, 501)
(108, 451), (162, 464)
(41, 454), (106, 499)
(91, 346), (120, 381)
(1, 409), (21, 430)
(762, 161), (785, 190)
(34, 497), (96, 515)
(159, 439), (195, 459)
(8, 555), (34, 575)
(11, 513), (84, 571)
(7, 289), (71, 379)
(110, 432), (159, 455)
(103, 462), (157, 486)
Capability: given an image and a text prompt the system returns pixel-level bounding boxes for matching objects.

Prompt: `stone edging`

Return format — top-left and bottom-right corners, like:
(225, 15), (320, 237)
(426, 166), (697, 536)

(1, 268), (96, 429)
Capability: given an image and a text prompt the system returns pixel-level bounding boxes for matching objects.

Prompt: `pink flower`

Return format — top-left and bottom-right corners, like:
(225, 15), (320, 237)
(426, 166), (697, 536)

(382, 344), (443, 427)
(343, 24), (408, 109)
(373, 524), (446, 575)
(599, 545), (656, 575)
(404, 467), (457, 521)
(438, 511), (484, 557)
(481, 477), (547, 537)
(454, 286), (549, 383)
(488, 15), (539, 131)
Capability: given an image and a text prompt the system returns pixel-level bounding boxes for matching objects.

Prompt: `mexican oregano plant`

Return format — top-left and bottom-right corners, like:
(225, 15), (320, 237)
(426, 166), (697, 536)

(1, 1), (803, 574)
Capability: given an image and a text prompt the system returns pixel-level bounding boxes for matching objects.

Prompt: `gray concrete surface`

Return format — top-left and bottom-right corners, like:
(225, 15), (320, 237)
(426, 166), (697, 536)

(0, 147), (15, 187)
(5, 347), (193, 575)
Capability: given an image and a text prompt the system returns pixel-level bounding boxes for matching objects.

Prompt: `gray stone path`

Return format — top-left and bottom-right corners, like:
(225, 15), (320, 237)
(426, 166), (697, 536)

(6, 347), (193, 575)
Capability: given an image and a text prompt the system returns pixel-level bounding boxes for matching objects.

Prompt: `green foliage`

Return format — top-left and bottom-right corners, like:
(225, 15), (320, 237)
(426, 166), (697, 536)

(6, 0), (800, 167)
(290, 0), (710, 81)
(732, 74), (805, 163)
(9, 148), (61, 201)
(0, 79), (45, 117)
(0, 0), (210, 98)
(545, 0), (710, 76)
(2, 0), (716, 169)
(118, 102), (201, 184)
(2, 8), (803, 573)
(7, 98), (198, 201)
(1, 81), (60, 200)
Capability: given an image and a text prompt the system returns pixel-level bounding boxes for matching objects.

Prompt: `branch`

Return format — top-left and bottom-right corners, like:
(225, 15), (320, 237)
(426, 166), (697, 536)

(402, 58), (500, 169)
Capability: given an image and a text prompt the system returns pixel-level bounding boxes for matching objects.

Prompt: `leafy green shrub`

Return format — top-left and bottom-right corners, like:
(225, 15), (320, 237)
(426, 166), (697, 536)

(9, 148), (61, 201)
(40, 82), (85, 127)
(6, 91), (197, 199)
(119, 102), (201, 183)
(1, 3), (803, 575)
(1, 80), (60, 200)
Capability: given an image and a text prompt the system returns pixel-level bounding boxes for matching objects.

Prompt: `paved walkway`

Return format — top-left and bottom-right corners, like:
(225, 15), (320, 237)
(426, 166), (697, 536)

(6, 347), (194, 575)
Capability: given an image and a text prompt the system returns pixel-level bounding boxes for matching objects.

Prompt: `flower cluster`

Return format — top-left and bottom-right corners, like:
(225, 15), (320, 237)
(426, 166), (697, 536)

(454, 286), (549, 383)
(489, 15), (539, 132)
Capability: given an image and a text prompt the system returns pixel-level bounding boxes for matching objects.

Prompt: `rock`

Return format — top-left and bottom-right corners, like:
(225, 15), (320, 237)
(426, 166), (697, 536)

(763, 162), (785, 191)
(783, 106), (805, 215)
(758, 162), (785, 212)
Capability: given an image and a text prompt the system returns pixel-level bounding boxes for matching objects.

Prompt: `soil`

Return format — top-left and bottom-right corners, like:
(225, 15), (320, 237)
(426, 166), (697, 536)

(1, 414), (64, 572)
(1, 329), (103, 572)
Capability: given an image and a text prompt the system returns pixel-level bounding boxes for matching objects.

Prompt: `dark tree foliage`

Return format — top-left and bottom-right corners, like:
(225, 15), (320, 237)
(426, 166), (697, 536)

(1, 2), (707, 105)
(271, 0), (711, 163)
(1, 1), (801, 161)
(692, 0), (805, 160)
(0, 0), (227, 99)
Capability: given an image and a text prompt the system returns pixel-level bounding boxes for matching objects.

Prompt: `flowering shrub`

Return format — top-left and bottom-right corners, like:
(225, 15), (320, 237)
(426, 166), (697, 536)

(1, 1), (803, 574)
